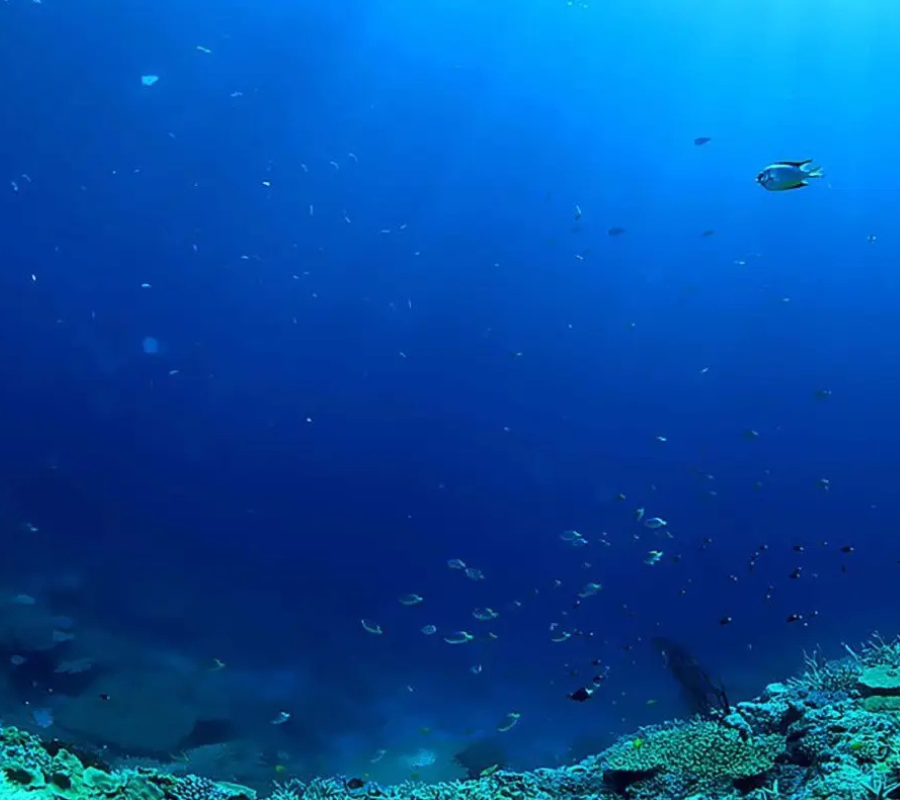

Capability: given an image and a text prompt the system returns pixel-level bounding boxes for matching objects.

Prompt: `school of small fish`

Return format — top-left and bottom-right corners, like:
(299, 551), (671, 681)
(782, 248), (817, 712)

(5, 4), (869, 770)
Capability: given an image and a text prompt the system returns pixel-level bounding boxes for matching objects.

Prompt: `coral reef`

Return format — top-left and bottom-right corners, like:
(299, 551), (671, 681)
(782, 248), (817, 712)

(7, 635), (900, 800)
(0, 726), (255, 800)
(263, 635), (900, 800)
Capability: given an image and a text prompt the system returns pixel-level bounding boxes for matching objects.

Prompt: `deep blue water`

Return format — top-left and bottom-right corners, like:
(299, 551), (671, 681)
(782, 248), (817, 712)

(2, 0), (900, 786)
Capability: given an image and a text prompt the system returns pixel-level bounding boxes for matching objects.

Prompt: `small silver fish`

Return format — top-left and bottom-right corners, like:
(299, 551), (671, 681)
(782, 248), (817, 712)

(756, 160), (824, 191)
(399, 593), (424, 606)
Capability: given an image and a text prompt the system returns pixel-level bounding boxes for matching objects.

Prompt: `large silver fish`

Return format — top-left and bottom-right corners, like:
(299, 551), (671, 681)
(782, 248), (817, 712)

(756, 160), (824, 191)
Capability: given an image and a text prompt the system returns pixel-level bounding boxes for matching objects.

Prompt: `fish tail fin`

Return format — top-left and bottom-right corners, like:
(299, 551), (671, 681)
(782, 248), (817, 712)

(803, 164), (824, 179)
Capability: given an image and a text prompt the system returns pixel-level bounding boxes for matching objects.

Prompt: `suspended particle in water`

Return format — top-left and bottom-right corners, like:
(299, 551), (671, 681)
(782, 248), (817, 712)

(142, 336), (159, 355)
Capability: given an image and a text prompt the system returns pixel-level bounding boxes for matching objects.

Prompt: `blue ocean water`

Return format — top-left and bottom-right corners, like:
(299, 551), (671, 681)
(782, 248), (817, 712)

(1, 0), (899, 789)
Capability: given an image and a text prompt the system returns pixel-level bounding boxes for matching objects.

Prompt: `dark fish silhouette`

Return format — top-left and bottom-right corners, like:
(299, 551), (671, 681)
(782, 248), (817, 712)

(567, 686), (594, 702)
(694, 137), (711, 146)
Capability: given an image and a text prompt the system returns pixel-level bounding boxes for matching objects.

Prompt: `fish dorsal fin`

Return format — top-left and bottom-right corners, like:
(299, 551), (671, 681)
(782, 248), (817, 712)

(780, 159), (812, 167)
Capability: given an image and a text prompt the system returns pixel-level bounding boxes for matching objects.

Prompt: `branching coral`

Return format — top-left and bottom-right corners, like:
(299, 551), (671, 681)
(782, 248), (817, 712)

(787, 648), (860, 694)
(858, 772), (900, 800)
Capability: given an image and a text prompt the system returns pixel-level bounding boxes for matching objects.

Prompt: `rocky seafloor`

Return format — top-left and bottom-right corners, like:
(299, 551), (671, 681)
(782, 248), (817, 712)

(6, 635), (900, 800)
